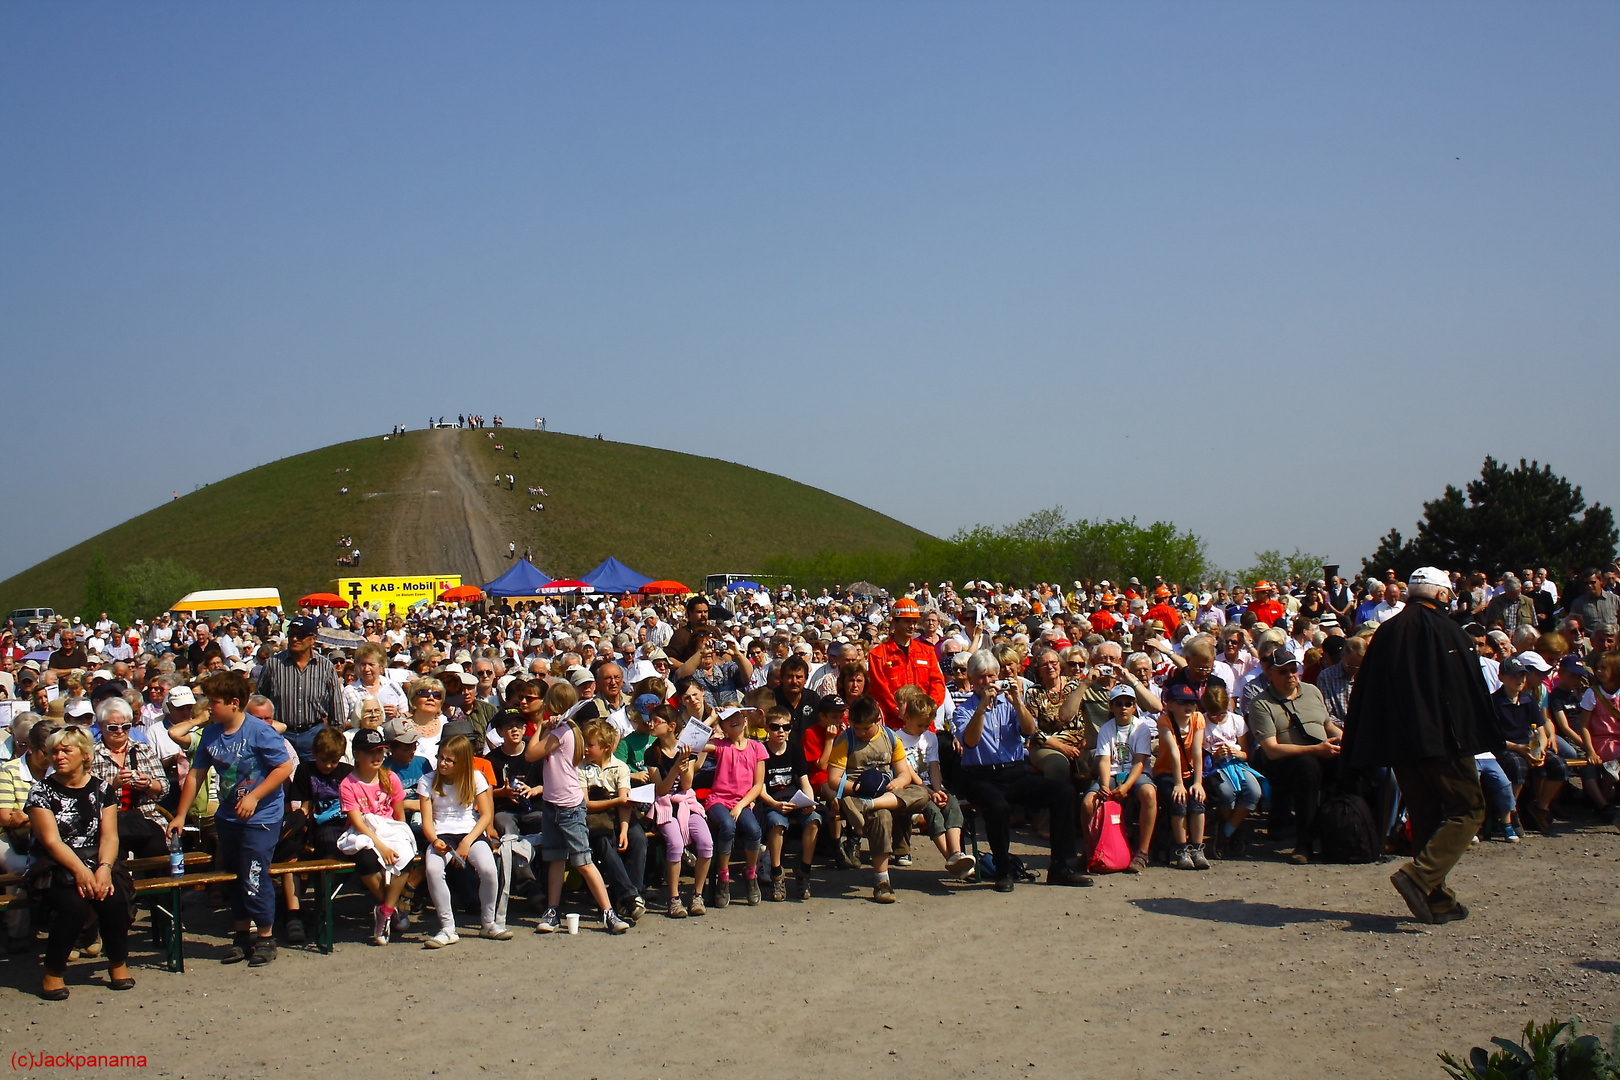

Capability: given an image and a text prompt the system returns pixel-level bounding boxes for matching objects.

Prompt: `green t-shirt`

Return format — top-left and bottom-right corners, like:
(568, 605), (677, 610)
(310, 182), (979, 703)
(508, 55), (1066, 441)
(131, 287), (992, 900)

(616, 730), (654, 772)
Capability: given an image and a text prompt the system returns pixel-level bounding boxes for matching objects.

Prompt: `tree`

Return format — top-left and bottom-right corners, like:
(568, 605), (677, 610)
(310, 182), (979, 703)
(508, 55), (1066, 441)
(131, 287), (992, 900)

(1363, 457), (1616, 581)
(79, 551), (130, 626)
(122, 558), (215, 623)
(1242, 548), (1327, 587)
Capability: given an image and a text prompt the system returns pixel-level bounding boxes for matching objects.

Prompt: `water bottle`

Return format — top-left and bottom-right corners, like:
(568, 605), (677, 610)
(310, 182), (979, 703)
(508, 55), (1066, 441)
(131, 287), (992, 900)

(168, 830), (185, 876)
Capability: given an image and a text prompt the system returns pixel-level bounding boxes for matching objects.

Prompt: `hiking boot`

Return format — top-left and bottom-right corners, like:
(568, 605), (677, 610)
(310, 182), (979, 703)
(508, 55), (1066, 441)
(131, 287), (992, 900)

(873, 880), (897, 904)
(602, 908), (630, 935)
(1172, 845), (1197, 870)
(793, 873), (811, 901)
(371, 906), (391, 945)
(222, 932), (252, 964)
(770, 875), (787, 902)
(534, 907), (562, 934)
(1390, 868), (1435, 924)
(1189, 844), (1210, 871)
(746, 878), (762, 906)
(711, 879), (731, 909)
(687, 892), (706, 917)
(248, 936), (277, 966)
(285, 917), (306, 945)
(1126, 852), (1149, 874)
(667, 895), (688, 919)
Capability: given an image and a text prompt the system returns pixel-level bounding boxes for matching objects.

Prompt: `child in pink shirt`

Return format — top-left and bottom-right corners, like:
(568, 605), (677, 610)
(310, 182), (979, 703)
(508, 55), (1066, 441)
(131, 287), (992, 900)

(703, 708), (767, 907)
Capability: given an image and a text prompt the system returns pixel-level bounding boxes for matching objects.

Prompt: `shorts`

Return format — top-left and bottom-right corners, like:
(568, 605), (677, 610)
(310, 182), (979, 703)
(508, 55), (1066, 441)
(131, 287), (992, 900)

(352, 848), (385, 876)
(540, 802), (593, 867)
(1153, 774), (1205, 817)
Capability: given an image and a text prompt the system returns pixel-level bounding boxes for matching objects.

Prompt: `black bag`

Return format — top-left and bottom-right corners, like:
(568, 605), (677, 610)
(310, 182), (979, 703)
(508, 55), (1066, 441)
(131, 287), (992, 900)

(1315, 793), (1382, 864)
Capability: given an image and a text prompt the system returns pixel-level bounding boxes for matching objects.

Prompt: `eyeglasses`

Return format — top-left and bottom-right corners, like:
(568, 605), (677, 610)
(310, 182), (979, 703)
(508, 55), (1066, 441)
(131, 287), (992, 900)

(101, 723), (131, 733)
(766, 723), (792, 732)
(415, 690), (443, 699)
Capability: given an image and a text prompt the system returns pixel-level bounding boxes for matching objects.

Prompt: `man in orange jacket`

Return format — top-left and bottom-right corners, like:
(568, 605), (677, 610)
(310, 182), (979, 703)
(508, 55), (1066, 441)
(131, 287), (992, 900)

(1145, 585), (1182, 635)
(867, 597), (947, 729)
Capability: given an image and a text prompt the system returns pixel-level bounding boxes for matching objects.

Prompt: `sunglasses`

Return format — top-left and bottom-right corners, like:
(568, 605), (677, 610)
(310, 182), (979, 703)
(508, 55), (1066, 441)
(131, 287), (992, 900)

(766, 723), (792, 732)
(415, 690), (443, 699)
(101, 723), (132, 733)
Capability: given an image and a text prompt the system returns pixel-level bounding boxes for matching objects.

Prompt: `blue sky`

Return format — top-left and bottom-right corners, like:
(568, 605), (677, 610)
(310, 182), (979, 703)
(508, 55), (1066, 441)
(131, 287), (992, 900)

(3, 3), (1616, 581)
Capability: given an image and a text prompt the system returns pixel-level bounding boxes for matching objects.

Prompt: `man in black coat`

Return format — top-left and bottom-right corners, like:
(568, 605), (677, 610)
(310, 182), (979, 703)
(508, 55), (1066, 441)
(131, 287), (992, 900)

(1343, 566), (1503, 925)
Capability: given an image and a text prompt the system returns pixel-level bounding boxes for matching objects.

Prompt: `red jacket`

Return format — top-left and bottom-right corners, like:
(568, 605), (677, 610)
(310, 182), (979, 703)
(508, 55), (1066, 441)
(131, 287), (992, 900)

(866, 636), (947, 728)
(1144, 602), (1181, 634)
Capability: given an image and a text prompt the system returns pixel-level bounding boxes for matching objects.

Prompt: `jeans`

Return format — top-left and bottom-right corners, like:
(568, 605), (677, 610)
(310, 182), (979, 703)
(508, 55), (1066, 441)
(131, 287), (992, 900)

(706, 803), (761, 858)
(589, 823), (648, 904)
(1475, 756), (1514, 817)
(1207, 765), (1262, 811)
(424, 835), (500, 932)
(956, 762), (1077, 869)
(285, 724), (329, 764)
(215, 818), (280, 927)
(1153, 774), (1206, 817)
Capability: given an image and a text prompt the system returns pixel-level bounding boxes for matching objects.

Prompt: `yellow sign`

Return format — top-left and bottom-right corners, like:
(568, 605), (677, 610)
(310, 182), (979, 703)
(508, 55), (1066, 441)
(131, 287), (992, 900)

(333, 575), (462, 609)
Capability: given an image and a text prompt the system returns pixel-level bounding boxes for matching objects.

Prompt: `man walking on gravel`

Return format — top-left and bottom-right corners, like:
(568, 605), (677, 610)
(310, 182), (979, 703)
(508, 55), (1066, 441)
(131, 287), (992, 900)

(1343, 566), (1501, 924)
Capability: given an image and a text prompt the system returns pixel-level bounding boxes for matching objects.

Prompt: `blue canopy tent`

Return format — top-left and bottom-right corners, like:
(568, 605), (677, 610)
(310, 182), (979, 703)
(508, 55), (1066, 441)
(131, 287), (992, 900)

(726, 580), (763, 592)
(483, 559), (554, 597)
(580, 557), (654, 594)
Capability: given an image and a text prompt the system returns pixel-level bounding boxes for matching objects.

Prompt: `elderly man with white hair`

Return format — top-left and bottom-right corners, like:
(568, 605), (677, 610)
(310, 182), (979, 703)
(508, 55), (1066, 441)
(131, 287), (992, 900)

(1343, 567), (1502, 925)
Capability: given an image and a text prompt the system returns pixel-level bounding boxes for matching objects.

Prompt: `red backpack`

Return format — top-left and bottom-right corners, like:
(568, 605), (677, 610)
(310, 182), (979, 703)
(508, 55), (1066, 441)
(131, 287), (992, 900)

(1087, 798), (1132, 873)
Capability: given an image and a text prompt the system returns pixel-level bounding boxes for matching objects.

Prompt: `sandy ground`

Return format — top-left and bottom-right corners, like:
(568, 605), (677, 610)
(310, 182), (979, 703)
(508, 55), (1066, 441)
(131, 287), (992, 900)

(3, 821), (1616, 1079)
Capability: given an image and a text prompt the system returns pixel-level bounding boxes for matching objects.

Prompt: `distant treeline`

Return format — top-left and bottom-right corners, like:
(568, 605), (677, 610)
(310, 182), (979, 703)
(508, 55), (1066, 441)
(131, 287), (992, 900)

(762, 508), (1210, 592)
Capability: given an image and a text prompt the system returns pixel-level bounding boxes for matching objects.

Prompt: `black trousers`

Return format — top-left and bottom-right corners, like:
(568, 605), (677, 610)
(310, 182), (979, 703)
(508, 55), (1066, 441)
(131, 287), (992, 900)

(956, 762), (1077, 871)
(589, 825), (647, 903)
(43, 875), (130, 974)
(1265, 753), (1340, 849)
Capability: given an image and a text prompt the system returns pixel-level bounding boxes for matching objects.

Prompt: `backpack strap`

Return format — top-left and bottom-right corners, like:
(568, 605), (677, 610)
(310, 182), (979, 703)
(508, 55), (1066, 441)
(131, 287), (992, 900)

(835, 727), (862, 800)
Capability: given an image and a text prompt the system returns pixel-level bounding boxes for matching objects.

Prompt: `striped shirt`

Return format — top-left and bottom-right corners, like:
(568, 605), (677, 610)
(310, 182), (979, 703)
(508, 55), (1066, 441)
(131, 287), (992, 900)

(256, 650), (343, 733)
(0, 755), (38, 849)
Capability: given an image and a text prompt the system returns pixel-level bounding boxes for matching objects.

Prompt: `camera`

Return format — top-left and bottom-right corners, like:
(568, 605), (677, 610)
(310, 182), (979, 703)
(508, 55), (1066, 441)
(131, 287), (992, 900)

(994, 679), (1010, 692)
(1094, 664), (1115, 678)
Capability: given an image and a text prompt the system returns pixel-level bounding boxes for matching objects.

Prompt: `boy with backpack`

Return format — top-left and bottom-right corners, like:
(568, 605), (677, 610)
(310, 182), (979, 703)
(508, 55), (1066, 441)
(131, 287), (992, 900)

(525, 682), (630, 935)
(824, 697), (929, 903)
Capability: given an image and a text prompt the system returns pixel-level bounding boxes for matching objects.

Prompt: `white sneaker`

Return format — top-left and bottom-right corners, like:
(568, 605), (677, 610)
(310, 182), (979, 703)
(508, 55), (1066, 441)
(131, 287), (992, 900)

(391, 907), (411, 935)
(480, 926), (514, 940)
(946, 851), (976, 880)
(371, 906), (390, 946)
(423, 930), (458, 949)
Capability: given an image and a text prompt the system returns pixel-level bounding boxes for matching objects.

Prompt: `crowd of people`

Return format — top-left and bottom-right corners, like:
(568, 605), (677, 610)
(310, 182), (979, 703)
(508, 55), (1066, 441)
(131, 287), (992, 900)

(1, 561), (1617, 997)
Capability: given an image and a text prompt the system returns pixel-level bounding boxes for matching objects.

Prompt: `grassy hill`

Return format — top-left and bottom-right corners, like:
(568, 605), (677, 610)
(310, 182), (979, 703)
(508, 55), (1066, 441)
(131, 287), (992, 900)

(0, 428), (930, 616)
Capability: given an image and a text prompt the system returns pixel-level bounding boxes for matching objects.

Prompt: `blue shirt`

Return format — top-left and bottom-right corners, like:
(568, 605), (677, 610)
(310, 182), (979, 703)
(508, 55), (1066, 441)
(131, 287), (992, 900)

(950, 692), (1029, 767)
(192, 717), (289, 826)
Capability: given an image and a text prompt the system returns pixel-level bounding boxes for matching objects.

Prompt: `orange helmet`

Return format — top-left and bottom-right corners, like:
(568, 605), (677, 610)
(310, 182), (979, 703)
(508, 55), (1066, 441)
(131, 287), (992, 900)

(890, 598), (922, 621)
(1153, 585), (1171, 599)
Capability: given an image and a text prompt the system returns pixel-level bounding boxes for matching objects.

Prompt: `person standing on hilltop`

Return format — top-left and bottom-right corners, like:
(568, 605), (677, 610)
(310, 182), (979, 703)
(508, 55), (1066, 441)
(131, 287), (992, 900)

(508, 541), (516, 560)
(1343, 567), (1501, 925)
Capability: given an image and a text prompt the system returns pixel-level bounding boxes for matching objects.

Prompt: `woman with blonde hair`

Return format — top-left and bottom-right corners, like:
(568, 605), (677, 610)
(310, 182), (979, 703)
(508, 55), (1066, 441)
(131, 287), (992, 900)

(407, 676), (448, 762)
(419, 735), (507, 946)
(27, 727), (133, 999)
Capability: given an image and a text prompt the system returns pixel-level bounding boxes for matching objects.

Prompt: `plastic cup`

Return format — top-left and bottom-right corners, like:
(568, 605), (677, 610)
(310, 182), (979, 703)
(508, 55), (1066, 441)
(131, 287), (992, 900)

(564, 913), (579, 935)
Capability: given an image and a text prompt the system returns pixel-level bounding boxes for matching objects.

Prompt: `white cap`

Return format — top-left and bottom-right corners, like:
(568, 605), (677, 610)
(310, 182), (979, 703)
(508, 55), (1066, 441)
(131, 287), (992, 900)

(1516, 650), (1553, 674)
(1409, 566), (1450, 590)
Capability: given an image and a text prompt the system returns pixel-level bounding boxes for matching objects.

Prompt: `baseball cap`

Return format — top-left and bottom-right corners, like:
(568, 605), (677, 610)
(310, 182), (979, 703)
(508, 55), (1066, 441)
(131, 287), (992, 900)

(1408, 566), (1450, 590)
(352, 728), (388, 754)
(381, 718), (419, 744)
(1108, 684), (1137, 702)
(634, 693), (664, 713)
(64, 699), (94, 719)
(1164, 682), (1199, 704)
(89, 669), (115, 683)
(645, 647), (669, 662)
(566, 665), (595, 689)
(166, 685), (197, 708)
(816, 693), (847, 713)
(1499, 656), (1526, 676)
(1559, 656), (1590, 678)
(1515, 651), (1552, 674)
(288, 617), (318, 639)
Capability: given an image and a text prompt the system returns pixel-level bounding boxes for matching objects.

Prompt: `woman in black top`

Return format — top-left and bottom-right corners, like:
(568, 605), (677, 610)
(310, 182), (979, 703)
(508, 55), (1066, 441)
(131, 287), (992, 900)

(26, 726), (133, 1000)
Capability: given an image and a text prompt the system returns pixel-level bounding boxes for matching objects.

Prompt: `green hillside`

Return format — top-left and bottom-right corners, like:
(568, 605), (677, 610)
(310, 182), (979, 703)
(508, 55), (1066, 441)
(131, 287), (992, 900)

(0, 429), (930, 616)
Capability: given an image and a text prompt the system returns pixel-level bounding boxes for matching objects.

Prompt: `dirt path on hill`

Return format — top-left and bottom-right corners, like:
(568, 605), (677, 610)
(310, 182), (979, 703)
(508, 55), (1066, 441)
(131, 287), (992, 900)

(372, 429), (509, 584)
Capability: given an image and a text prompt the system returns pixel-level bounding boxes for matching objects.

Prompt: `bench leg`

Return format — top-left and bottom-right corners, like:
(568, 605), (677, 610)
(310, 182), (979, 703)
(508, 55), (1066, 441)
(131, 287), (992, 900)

(317, 870), (334, 955)
(153, 887), (184, 973)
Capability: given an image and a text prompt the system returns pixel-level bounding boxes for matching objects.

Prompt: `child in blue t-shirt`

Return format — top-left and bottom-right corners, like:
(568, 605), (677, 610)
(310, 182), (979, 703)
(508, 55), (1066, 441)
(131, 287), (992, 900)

(167, 671), (294, 966)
